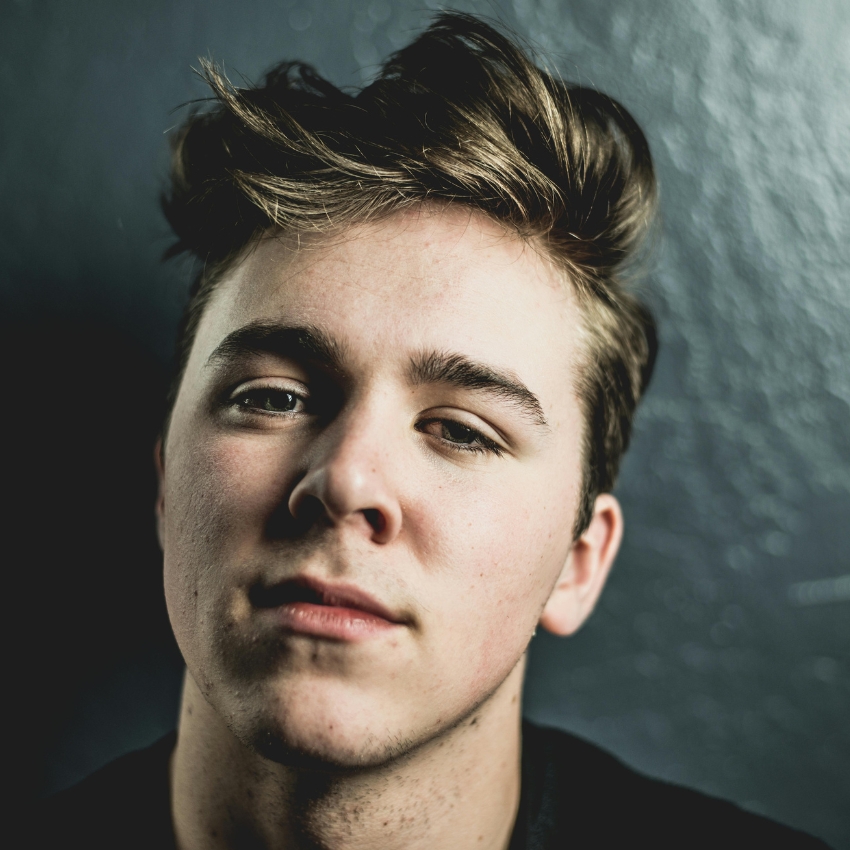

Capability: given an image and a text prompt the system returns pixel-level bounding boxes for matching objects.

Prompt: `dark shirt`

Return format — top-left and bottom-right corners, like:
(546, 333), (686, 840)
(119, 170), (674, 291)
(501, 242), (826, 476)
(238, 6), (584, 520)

(36, 721), (831, 849)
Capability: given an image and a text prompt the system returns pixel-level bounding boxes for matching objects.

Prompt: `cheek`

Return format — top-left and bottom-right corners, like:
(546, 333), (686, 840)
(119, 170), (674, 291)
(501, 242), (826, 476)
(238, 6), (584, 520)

(420, 464), (577, 592)
(165, 431), (297, 549)
(161, 430), (300, 643)
(413, 466), (577, 691)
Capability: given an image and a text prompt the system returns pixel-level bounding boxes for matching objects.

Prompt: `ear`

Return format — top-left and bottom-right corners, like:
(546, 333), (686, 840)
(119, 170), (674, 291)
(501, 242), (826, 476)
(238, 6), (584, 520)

(154, 437), (166, 550)
(539, 493), (624, 637)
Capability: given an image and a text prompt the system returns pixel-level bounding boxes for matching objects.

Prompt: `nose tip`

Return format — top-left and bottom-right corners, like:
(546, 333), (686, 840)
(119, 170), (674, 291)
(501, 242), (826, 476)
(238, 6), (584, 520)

(287, 452), (402, 544)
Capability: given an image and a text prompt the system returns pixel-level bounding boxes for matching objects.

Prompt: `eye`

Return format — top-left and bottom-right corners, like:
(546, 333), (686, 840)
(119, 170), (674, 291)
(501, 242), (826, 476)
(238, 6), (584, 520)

(232, 388), (304, 414)
(417, 417), (504, 456)
(440, 420), (479, 445)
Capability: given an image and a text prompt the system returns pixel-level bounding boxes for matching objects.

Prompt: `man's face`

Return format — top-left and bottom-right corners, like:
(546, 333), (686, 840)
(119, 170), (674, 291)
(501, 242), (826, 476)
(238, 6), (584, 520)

(160, 207), (589, 766)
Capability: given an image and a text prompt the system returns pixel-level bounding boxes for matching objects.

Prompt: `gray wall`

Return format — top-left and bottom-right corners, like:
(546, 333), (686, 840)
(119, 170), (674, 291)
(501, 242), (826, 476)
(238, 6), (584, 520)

(2, 1), (847, 846)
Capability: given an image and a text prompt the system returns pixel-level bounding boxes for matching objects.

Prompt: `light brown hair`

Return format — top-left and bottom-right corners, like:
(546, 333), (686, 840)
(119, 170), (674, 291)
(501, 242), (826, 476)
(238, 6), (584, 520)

(162, 12), (658, 536)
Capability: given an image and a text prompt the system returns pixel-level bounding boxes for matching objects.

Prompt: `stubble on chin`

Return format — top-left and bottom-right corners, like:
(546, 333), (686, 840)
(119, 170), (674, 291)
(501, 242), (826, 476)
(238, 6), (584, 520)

(191, 637), (529, 777)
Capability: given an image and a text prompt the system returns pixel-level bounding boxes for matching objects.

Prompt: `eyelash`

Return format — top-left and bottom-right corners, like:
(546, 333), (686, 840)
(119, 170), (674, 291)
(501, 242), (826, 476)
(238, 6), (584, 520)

(228, 387), (305, 415)
(415, 418), (504, 457)
(227, 387), (504, 457)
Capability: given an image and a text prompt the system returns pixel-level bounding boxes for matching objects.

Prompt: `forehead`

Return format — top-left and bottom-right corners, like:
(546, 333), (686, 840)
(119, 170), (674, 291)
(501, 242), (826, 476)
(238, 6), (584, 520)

(189, 208), (586, 412)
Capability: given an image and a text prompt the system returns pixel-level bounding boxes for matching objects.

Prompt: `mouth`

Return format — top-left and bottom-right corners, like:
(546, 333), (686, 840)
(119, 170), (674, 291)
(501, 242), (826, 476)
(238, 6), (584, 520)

(250, 577), (406, 641)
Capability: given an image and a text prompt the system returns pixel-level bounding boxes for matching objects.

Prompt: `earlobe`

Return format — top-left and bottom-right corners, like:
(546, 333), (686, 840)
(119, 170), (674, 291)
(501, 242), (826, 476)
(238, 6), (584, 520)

(154, 437), (166, 550)
(539, 493), (624, 637)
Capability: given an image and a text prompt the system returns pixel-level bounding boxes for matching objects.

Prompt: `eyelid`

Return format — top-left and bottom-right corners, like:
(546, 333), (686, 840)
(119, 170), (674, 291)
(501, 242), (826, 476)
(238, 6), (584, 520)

(415, 417), (505, 458)
(226, 376), (310, 401)
(216, 378), (311, 422)
(419, 406), (509, 446)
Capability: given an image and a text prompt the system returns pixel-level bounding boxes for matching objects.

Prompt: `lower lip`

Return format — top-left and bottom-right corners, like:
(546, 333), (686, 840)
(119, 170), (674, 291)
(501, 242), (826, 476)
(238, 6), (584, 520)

(271, 602), (398, 641)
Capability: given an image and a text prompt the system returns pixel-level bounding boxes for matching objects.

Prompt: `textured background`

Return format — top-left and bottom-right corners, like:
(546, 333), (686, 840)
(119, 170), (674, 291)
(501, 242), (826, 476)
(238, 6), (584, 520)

(3, 1), (848, 846)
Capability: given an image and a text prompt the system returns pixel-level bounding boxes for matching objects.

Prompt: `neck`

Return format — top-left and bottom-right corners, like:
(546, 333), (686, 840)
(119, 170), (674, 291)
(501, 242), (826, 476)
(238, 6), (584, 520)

(170, 664), (525, 850)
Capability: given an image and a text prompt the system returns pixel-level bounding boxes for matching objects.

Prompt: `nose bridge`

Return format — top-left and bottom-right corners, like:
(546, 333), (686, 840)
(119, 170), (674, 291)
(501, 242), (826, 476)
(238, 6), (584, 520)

(289, 389), (403, 541)
(324, 397), (389, 491)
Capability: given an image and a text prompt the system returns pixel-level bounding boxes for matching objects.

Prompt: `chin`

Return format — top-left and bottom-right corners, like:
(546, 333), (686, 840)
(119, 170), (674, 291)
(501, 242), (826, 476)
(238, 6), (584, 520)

(220, 677), (426, 772)
(191, 628), (529, 772)
(248, 721), (418, 772)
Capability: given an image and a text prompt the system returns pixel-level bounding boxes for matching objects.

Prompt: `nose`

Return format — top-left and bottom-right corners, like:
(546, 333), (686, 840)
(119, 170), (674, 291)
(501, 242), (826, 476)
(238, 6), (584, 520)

(287, 408), (403, 544)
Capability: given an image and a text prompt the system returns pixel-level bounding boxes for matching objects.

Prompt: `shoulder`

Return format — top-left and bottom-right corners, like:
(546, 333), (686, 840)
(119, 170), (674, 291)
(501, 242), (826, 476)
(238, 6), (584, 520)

(29, 732), (176, 850)
(518, 721), (832, 849)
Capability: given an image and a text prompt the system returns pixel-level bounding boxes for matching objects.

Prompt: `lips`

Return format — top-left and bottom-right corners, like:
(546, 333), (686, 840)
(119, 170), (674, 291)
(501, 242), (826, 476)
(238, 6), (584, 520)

(251, 576), (405, 641)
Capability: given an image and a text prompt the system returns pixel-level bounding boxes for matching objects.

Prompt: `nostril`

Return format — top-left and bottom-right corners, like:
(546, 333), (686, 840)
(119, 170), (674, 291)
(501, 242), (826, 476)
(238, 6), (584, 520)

(362, 508), (385, 535)
(291, 493), (325, 525)
(268, 492), (327, 539)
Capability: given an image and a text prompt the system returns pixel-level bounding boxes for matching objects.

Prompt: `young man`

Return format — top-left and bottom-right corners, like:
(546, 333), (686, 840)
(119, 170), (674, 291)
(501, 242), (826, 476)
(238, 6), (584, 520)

(40, 13), (829, 850)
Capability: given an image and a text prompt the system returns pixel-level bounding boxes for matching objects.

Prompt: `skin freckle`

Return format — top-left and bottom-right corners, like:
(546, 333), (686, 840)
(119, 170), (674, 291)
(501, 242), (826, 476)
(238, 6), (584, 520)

(153, 16), (649, 849)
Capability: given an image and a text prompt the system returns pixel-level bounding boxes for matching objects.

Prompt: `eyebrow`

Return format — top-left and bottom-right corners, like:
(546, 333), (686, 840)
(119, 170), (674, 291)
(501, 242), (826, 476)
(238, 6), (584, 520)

(207, 321), (548, 429)
(206, 321), (346, 372)
(409, 350), (549, 428)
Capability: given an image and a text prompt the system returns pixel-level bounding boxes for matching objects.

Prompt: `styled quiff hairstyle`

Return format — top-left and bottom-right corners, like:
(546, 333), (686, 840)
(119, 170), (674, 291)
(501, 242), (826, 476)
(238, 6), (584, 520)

(163, 12), (658, 537)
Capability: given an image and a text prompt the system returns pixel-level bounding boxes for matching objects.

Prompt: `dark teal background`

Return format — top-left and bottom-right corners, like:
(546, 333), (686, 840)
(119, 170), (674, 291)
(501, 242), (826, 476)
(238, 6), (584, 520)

(2, 1), (848, 846)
